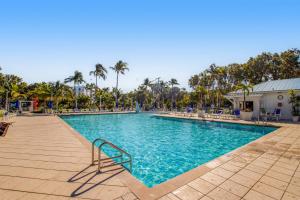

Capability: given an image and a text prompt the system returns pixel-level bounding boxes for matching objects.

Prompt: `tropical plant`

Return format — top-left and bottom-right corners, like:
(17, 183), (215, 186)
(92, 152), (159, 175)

(234, 83), (253, 111)
(142, 78), (152, 90)
(89, 63), (107, 89)
(64, 71), (85, 109)
(195, 85), (207, 109)
(0, 48), (299, 112)
(1, 74), (24, 111)
(169, 78), (179, 109)
(110, 60), (129, 109)
(49, 81), (73, 110)
(288, 90), (299, 116)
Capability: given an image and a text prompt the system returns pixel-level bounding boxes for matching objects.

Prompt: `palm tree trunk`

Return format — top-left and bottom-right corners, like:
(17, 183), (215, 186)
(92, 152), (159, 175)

(115, 72), (119, 109)
(200, 94), (203, 109)
(243, 92), (246, 111)
(203, 93), (206, 108)
(5, 91), (9, 111)
(75, 97), (78, 110)
(96, 76), (98, 89)
(216, 90), (219, 108)
(74, 82), (78, 110)
(171, 85), (174, 109)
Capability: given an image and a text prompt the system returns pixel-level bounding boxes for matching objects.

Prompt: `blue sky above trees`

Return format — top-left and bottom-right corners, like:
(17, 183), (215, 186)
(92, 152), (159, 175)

(1, 0), (299, 91)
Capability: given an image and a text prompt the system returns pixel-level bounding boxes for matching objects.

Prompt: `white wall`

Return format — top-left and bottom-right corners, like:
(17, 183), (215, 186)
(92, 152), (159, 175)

(261, 92), (292, 120)
(233, 91), (300, 120)
(233, 96), (261, 118)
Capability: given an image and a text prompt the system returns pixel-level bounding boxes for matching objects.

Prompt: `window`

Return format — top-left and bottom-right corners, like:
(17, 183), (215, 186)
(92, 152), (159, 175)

(239, 101), (253, 111)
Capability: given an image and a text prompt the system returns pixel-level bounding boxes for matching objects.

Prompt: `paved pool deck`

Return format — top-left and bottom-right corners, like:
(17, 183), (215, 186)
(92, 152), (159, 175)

(0, 114), (300, 200)
(0, 116), (138, 200)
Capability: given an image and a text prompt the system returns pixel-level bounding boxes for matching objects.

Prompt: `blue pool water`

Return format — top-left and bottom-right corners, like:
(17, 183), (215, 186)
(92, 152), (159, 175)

(60, 113), (276, 187)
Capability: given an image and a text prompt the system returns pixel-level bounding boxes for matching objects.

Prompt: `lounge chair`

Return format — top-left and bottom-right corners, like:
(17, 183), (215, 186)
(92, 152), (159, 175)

(198, 110), (207, 119)
(232, 109), (240, 120)
(271, 108), (281, 121)
(0, 122), (12, 137)
(220, 109), (232, 120)
(259, 108), (268, 121)
(211, 110), (223, 119)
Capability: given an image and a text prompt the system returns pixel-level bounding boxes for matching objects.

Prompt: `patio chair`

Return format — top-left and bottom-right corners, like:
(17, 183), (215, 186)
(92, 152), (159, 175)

(221, 109), (232, 120)
(232, 109), (240, 120)
(259, 108), (268, 121)
(211, 110), (223, 119)
(198, 110), (207, 119)
(271, 108), (281, 121)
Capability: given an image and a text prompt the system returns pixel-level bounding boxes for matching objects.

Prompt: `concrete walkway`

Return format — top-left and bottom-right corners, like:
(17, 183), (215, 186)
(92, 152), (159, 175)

(0, 116), (137, 200)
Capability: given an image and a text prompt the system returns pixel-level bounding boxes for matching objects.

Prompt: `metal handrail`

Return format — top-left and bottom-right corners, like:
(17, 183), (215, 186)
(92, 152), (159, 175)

(91, 138), (105, 164)
(92, 138), (132, 173)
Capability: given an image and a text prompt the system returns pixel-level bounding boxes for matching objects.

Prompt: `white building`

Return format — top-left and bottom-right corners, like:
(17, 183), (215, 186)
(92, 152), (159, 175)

(225, 78), (300, 120)
(74, 85), (86, 96)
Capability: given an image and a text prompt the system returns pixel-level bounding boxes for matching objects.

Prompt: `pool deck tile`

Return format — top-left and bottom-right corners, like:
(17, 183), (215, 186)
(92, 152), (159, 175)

(1, 114), (300, 200)
(187, 178), (216, 194)
(252, 182), (284, 199)
(281, 192), (300, 200)
(210, 167), (235, 179)
(243, 190), (275, 200)
(158, 193), (181, 200)
(207, 187), (240, 200)
(200, 172), (226, 186)
(259, 175), (289, 190)
(0, 116), (135, 200)
(172, 185), (204, 200)
(219, 179), (249, 197)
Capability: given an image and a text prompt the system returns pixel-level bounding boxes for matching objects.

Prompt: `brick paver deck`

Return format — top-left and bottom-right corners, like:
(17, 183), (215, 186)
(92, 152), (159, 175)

(1, 114), (300, 200)
(0, 116), (137, 200)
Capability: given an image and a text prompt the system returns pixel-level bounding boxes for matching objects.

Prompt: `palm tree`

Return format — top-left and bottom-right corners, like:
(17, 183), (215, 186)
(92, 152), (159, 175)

(49, 81), (72, 110)
(3, 75), (22, 111)
(110, 60), (129, 109)
(195, 85), (206, 109)
(142, 78), (151, 90)
(64, 71), (85, 109)
(169, 78), (179, 109)
(28, 82), (52, 111)
(89, 64), (107, 89)
(234, 83), (253, 111)
(159, 81), (168, 110)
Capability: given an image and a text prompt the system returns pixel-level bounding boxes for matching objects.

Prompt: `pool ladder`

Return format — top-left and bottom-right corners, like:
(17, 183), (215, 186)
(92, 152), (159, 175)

(91, 138), (132, 173)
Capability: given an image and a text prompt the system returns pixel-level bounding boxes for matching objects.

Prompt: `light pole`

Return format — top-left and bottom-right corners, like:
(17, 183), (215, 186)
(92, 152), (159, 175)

(5, 90), (9, 112)
(99, 95), (102, 112)
(50, 90), (53, 113)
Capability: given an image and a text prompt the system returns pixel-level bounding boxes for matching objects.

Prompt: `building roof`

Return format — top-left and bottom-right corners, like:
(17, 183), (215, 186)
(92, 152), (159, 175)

(228, 78), (300, 96)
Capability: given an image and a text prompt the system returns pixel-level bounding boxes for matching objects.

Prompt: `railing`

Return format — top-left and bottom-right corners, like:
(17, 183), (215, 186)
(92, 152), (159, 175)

(91, 138), (132, 173)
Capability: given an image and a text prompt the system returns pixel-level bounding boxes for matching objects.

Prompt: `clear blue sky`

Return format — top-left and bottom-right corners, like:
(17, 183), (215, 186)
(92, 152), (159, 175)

(1, 0), (299, 91)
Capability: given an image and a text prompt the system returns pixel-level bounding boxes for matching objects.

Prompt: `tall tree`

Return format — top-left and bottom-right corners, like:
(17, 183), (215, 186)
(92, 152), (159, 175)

(142, 78), (151, 90)
(110, 60), (129, 109)
(279, 49), (300, 78)
(169, 78), (179, 109)
(89, 64), (107, 89)
(195, 85), (207, 109)
(234, 83), (253, 111)
(49, 81), (73, 110)
(64, 71), (85, 109)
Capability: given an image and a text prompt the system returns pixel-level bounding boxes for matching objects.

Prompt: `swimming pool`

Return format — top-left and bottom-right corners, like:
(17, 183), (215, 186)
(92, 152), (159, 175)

(60, 113), (276, 187)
